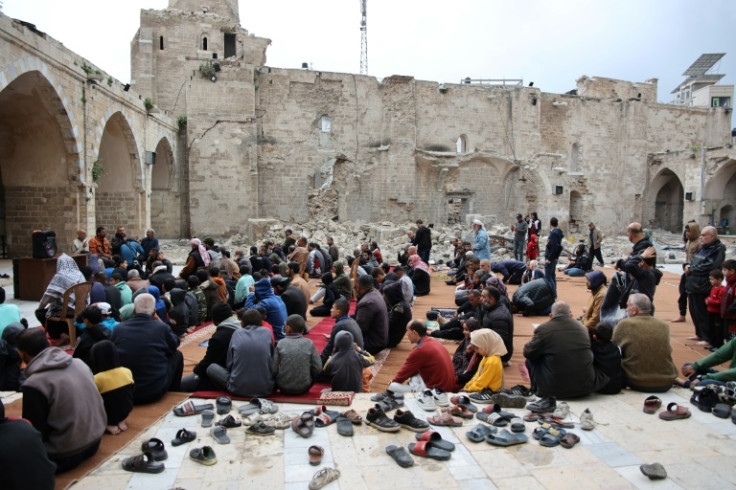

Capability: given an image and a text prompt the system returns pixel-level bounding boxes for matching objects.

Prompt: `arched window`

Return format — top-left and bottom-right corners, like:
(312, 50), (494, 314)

(202, 37), (208, 51)
(319, 115), (331, 133)
(456, 135), (467, 154)
(159, 36), (164, 50)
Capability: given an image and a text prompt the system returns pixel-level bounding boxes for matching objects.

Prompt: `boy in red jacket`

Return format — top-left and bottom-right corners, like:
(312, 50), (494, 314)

(526, 234), (539, 261)
(705, 269), (725, 350)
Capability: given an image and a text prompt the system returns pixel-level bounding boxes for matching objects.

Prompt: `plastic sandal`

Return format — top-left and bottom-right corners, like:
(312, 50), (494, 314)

(215, 415), (242, 428)
(466, 423), (496, 443)
(201, 410), (215, 428)
(247, 421), (276, 436)
(171, 428), (197, 447)
(508, 417), (526, 433)
(560, 433), (580, 449)
(485, 429), (528, 446)
(122, 452), (165, 473)
(476, 411), (509, 427)
(209, 426), (230, 444)
(336, 416), (354, 436)
(292, 412), (315, 438)
(173, 400), (214, 417)
(415, 430), (456, 452)
(386, 445), (414, 467)
(443, 405), (474, 419)
(408, 441), (451, 460)
(141, 438), (168, 461)
(216, 396), (232, 415)
(450, 395), (478, 412)
(308, 445), (324, 466)
(643, 395), (662, 414)
(427, 411), (463, 427)
(189, 445), (217, 466)
(341, 409), (363, 424)
(658, 402), (691, 421)
(308, 467), (340, 490)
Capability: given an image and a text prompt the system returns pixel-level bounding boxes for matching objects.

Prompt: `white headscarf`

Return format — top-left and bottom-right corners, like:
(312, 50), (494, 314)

(472, 219), (485, 230)
(191, 238), (211, 267)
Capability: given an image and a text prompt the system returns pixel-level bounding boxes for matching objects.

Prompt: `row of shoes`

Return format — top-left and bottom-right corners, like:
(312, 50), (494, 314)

(122, 435), (217, 473)
(690, 385), (736, 422)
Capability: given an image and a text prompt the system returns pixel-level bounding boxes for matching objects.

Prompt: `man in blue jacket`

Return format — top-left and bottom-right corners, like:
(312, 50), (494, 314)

(245, 277), (287, 340)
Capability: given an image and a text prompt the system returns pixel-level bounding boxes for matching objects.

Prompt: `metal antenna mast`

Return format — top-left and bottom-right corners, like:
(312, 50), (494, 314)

(360, 0), (367, 75)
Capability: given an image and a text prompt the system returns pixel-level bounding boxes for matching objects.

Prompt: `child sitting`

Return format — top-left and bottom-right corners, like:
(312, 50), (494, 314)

(90, 340), (134, 435)
(463, 328), (506, 392)
(323, 330), (374, 392)
(521, 260), (545, 284)
(271, 315), (321, 395)
(73, 305), (112, 368)
(706, 268), (726, 350)
(591, 322), (623, 394)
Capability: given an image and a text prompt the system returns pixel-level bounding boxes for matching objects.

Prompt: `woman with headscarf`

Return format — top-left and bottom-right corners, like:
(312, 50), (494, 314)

(472, 219), (491, 261)
(409, 253), (431, 296)
(89, 340), (134, 435)
(463, 328), (507, 392)
(453, 318), (482, 389)
(323, 330), (374, 392)
(383, 282), (412, 348)
(309, 272), (339, 317)
(34, 254), (86, 341)
(581, 270), (608, 332)
(177, 238), (210, 280)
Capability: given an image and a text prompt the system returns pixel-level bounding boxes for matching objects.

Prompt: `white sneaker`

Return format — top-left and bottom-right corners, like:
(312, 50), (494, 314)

(416, 390), (436, 411)
(579, 408), (595, 430)
(431, 388), (450, 407)
(552, 401), (570, 419)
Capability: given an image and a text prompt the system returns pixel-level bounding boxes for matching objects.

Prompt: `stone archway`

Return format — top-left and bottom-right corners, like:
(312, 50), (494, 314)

(649, 168), (683, 232)
(95, 112), (142, 234)
(150, 137), (180, 237)
(0, 70), (80, 255)
(704, 159), (736, 233)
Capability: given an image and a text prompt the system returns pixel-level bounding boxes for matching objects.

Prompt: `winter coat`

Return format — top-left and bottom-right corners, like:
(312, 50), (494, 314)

(512, 279), (555, 315)
(245, 278), (287, 339)
(686, 239), (726, 295)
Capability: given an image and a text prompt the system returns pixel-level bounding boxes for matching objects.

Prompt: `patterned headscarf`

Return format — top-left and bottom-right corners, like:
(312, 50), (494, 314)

(46, 254), (86, 307)
(485, 275), (508, 298)
(191, 238), (211, 266)
(409, 253), (429, 273)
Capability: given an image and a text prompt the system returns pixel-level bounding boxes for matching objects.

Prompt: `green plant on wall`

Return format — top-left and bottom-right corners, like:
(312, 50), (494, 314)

(81, 62), (93, 75)
(144, 97), (154, 112)
(199, 63), (215, 79)
(91, 160), (104, 182)
(177, 115), (187, 131)
(107, 76), (113, 87)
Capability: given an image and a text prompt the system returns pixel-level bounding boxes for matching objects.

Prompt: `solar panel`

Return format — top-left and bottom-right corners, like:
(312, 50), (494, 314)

(683, 53), (725, 77)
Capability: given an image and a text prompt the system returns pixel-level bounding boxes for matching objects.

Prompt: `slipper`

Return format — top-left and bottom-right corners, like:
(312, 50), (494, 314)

(171, 428), (197, 447)
(122, 452), (165, 473)
(314, 406), (341, 427)
(173, 400), (214, 417)
(508, 417), (526, 433)
(215, 414), (242, 428)
(466, 423), (496, 443)
(238, 401), (260, 416)
(560, 433), (580, 449)
(479, 404), (501, 414)
(241, 412), (262, 427)
(209, 426), (230, 444)
(216, 396), (232, 415)
(523, 413), (542, 422)
(450, 395), (478, 413)
(247, 421), (276, 436)
(643, 395), (662, 414)
(658, 402), (691, 421)
(308, 467), (340, 490)
(476, 412), (509, 427)
(336, 416), (354, 436)
(539, 416), (575, 429)
(485, 428), (528, 446)
(443, 405), (474, 419)
(415, 430), (456, 452)
(292, 412), (315, 438)
(713, 403), (731, 419)
(341, 409), (363, 424)
(408, 441), (452, 460)
(386, 445), (414, 467)
(427, 411), (463, 427)
(533, 424), (567, 440)
(141, 438), (168, 461)
(308, 445), (324, 466)
(640, 462), (667, 480)
(538, 432), (563, 448)
(262, 412), (293, 430)
(189, 446), (217, 466)
(201, 410), (215, 427)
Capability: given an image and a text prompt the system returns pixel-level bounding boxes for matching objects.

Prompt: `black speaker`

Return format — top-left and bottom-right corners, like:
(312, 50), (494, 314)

(32, 230), (57, 258)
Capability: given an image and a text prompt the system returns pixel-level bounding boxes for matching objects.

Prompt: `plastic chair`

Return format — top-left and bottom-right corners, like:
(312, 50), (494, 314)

(46, 281), (93, 348)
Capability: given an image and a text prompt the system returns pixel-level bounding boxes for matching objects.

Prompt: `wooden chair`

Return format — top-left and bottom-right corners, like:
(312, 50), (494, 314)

(46, 281), (93, 348)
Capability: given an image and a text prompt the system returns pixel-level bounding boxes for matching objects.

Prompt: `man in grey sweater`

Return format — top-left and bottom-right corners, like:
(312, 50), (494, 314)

(272, 315), (322, 395)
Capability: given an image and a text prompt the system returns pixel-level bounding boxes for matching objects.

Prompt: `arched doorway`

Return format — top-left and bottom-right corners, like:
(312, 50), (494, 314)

(650, 169), (683, 233)
(569, 190), (584, 232)
(704, 159), (736, 234)
(0, 70), (79, 255)
(95, 112), (141, 234)
(150, 138), (180, 237)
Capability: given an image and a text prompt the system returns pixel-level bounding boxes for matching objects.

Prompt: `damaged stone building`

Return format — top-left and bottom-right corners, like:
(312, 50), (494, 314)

(0, 0), (734, 255)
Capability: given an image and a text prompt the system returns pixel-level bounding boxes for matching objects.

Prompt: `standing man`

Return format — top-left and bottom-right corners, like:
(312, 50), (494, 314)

(512, 213), (528, 262)
(411, 219), (432, 264)
(587, 222), (604, 268)
(471, 219), (491, 261)
(685, 226), (726, 343)
(544, 217), (564, 298)
(327, 236), (339, 262)
(626, 222), (653, 257)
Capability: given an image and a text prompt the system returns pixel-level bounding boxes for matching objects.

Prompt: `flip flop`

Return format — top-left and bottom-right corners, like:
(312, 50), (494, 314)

(209, 426), (230, 444)
(171, 428), (197, 447)
(308, 467), (340, 490)
(640, 462), (667, 480)
(485, 429), (528, 446)
(643, 395), (662, 414)
(238, 401), (260, 416)
(560, 433), (580, 449)
(341, 409), (363, 424)
(415, 430), (456, 452)
(408, 441), (452, 460)
(201, 410), (215, 427)
(308, 445), (324, 466)
(215, 415), (242, 428)
(336, 416), (354, 437)
(314, 407), (341, 427)
(538, 432), (563, 447)
(427, 411), (463, 427)
(466, 423), (496, 443)
(386, 445), (414, 467)
(476, 412), (509, 427)
(141, 438), (168, 461)
(658, 402), (691, 421)
(533, 425), (566, 440)
(189, 446), (217, 466)
(443, 405), (474, 419)
(292, 412), (315, 438)
(122, 452), (165, 473)
(713, 403), (731, 419)
(450, 395), (478, 413)
(216, 396), (232, 415)
(262, 412), (293, 430)
(173, 400), (214, 417)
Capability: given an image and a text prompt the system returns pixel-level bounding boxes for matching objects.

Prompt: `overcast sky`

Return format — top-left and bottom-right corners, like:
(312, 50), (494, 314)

(3, 0), (735, 102)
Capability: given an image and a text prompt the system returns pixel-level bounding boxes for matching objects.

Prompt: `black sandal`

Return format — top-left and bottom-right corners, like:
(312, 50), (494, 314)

(122, 452), (165, 473)
(171, 428), (197, 447)
(141, 438), (168, 461)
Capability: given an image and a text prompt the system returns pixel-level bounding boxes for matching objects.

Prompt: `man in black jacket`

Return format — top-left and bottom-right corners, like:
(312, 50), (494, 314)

(411, 219), (432, 264)
(480, 287), (513, 364)
(272, 277), (308, 321)
(686, 226), (726, 343)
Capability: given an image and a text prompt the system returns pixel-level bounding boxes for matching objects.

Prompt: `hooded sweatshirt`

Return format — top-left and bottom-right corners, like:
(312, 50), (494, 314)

(245, 278), (287, 339)
(332, 261), (353, 299)
(582, 271), (607, 331)
(22, 347), (106, 457)
(168, 288), (190, 337)
(325, 330), (372, 392)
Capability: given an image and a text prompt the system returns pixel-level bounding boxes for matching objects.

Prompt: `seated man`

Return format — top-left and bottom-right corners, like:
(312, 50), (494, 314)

(245, 277), (288, 340)
(479, 286), (514, 364)
(207, 309), (274, 398)
(320, 297), (364, 365)
(523, 301), (604, 398)
(0, 399), (56, 488)
(491, 260), (527, 285)
(181, 302), (240, 391)
(678, 336), (736, 388)
(612, 293), (677, 392)
(17, 328), (106, 473)
(111, 293), (183, 404)
(431, 289), (482, 340)
(0, 287), (21, 335)
(272, 276), (308, 321)
(353, 275), (389, 355)
(271, 315), (321, 395)
(387, 320), (457, 395)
